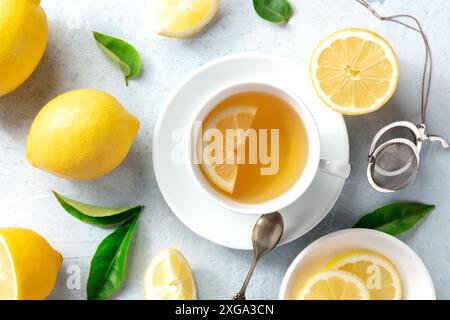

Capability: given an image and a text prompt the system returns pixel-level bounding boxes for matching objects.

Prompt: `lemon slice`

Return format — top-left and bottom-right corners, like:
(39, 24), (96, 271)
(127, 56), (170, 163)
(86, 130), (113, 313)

(310, 28), (399, 115)
(327, 249), (402, 300)
(200, 106), (257, 193)
(298, 270), (370, 300)
(150, 0), (219, 38)
(144, 248), (197, 300)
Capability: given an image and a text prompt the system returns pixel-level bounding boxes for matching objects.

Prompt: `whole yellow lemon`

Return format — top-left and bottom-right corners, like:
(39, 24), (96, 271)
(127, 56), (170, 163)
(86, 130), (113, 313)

(0, 227), (63, 300)
(26, 89), (140, 180)
(0, 0), (48, 97)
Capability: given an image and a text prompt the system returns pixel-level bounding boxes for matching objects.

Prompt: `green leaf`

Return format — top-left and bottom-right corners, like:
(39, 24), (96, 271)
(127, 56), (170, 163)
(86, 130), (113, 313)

(87, 213), (140, 300)
(253, 0), (293, 24)
(353, 202), (435, 236)
(53, 191), (144, 226)
(93, 31), (142, 85)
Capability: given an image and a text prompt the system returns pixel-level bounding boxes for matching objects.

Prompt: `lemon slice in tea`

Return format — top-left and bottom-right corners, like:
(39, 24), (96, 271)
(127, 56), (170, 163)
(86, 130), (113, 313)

(200, 106), (257, 193)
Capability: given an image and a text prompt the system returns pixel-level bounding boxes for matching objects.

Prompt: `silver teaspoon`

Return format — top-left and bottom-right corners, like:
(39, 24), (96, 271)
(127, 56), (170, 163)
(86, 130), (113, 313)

(233, 212), (284, 300)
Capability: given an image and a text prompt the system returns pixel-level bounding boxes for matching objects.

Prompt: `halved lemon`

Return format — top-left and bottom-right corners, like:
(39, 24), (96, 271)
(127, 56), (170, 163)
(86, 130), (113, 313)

(200, 106), (257, 193)
(0, 228), (63, 300)
(327, 249), (402, 300)
(298, 270), (370, 300)
(150, 0), (219, 38)
(144, 248), (197, 300)
(310, 28), (399, 115)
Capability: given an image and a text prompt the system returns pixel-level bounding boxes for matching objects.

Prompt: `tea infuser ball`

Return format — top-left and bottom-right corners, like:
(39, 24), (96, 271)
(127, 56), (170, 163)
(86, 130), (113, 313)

(357, 0), (449, 192)
(367, 122), (421, 193)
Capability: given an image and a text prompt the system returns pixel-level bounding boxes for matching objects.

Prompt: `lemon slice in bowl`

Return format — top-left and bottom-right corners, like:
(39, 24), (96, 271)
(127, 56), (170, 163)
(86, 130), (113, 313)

(298, 270), (371, 300)
(150, 0), (219, 38)
(144, 248), (197, 300)
(327, 249), (402, 300)
(200, 106), (257, 193)
(310, 28), (399, 115)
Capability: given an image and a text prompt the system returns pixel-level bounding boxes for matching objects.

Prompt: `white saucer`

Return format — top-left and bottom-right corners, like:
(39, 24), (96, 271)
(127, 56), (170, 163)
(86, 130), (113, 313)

(279, 229), (436, 300)
(153, 53), (349, 250)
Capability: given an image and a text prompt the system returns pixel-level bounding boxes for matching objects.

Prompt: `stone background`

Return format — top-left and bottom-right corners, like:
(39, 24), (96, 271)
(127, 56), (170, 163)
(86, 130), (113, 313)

(1, 0), (449, 299)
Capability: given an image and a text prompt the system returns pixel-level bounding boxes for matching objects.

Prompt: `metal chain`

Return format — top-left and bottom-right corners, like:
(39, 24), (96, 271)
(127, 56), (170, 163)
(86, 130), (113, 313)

(356, 0), (431, 126)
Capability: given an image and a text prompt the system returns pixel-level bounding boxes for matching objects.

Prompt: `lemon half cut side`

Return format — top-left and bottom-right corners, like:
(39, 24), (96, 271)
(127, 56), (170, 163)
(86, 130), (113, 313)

(310, 28), (399, 115)
(0, 236), (16, 299)
(0, 228), (63, 300)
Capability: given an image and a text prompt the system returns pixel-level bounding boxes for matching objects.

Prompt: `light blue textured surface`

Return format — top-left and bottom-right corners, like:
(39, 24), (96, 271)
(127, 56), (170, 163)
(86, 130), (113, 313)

(1, 0), (449, 299)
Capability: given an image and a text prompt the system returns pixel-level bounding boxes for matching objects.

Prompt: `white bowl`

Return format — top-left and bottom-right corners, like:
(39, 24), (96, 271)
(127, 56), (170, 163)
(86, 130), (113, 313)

(279, 228), (436, 300)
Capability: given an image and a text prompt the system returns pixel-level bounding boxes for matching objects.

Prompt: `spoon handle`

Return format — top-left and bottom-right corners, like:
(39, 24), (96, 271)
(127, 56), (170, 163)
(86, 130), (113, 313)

(233, 255), (260, 300)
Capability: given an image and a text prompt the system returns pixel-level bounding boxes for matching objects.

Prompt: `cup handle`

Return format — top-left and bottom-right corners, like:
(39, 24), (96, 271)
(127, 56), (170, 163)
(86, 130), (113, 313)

(319, 159), (351, 179)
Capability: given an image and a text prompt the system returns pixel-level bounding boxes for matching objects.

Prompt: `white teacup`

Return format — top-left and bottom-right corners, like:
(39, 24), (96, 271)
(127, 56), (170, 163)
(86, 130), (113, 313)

(187, 82), (350, 215)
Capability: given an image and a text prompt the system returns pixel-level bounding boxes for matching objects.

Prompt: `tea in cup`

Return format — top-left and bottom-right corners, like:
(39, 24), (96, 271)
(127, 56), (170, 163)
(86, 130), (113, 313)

(188, 82), (349, 215)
